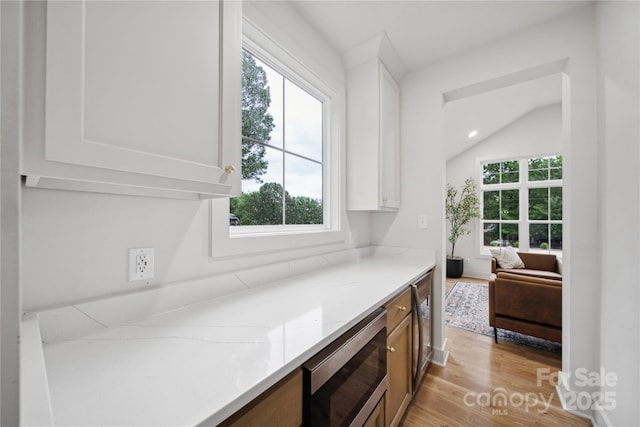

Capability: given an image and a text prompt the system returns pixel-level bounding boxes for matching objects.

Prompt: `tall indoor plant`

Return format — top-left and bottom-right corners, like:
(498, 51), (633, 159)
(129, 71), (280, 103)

(446, 177), (480, 278)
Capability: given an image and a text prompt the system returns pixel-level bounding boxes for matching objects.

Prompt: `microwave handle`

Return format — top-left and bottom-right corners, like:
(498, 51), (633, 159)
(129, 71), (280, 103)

(411, 283), (422, 389)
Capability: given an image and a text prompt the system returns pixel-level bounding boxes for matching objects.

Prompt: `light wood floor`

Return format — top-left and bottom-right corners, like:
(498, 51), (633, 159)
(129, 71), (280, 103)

(402, 277), (591, 427)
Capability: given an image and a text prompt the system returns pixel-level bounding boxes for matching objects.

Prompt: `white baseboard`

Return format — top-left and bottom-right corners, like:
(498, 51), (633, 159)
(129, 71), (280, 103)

(432, 337), (449, 366)
(556, 370), (597, 425)
(593, 408), (613, 427)
(459, 269), (491, 280)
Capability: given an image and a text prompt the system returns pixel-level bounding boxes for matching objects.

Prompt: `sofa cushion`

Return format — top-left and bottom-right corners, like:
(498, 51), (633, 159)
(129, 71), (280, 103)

(489, 247), (525, 269)
(496, 268), (562, 281)
(517, 252), (559, 272)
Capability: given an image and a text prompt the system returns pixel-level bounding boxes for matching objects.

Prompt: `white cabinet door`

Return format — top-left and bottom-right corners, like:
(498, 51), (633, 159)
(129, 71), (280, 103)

(379, 65), (400, 209)
(28, 0), (241, 199)
(346, 60), (400, 211)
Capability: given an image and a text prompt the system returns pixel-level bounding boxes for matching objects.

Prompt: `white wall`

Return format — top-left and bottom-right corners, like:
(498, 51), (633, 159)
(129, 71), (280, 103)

(20, 0), (370, 311)
(446, 104), (563, 278)
(596, 1), (639, 425)
(371, 4), (601, 416)
(1, 1), (23, 424)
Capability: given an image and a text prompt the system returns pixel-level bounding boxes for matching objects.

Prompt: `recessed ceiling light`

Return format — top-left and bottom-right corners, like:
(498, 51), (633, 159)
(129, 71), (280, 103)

(468, 129), (478, 139)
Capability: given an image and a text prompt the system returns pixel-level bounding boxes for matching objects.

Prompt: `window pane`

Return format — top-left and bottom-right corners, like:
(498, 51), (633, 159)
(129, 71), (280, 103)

(484, 223), (499, 246)
(249, 55), (283, 148)
(501, 161), (519, 183)
(501, 190), (519, 220)
(528, 157), (548, 181)
(501, 224), (519, 247)
(529, 188), (549, 220)
(549, 155), (563, 168)
(530, 223), (549, 249)
(240, 147), (283, 195)
(529, 156), (563, 181)
(529, 168), (548, 181)
(285, 154), (323, 224)
(483, 163), (500, 185)
(550, 187), (562, 220)
(284, 80), (322, 162)
(483, 191), (500, 220)
(551, 224), (562, 249)
(250, 181), (284, 225)
(233, 148), (284, 226)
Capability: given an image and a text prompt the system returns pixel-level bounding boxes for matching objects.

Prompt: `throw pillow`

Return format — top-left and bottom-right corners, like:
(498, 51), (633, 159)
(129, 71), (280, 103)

(490, 246), (525, 269)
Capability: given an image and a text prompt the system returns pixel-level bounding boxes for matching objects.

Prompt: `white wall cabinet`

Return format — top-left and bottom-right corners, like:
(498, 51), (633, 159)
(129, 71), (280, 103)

(23, 0), (242, 199)
(346, 59), (400, 211)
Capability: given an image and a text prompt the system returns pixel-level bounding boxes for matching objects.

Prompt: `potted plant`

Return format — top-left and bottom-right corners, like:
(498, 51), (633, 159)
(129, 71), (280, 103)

(446, 177), (480, 278)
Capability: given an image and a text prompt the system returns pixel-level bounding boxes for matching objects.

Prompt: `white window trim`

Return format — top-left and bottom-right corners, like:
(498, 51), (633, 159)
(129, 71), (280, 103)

(478, 155), (563, 257)
(209, 17), (346, 260)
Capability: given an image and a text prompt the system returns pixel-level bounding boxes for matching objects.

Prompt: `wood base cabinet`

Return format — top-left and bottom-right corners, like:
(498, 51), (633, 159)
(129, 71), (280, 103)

(384, 289), (412, 427)
(218, 370), (302, 427)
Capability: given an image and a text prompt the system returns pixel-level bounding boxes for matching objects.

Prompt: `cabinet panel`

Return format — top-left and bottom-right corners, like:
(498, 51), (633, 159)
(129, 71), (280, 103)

(25, 0), (242, 198)
(379, 65), (400, 209)
(386, 314), (412, 427)
(218, 370), (302, 427)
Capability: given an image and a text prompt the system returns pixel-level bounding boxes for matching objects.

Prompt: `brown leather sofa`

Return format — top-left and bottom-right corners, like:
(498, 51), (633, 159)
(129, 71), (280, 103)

(489, 252), (562, 343)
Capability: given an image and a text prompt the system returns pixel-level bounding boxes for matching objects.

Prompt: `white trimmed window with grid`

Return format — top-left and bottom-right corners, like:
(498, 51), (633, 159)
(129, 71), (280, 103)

(481, 156), (563, 254)
(230, 46), (329, 232)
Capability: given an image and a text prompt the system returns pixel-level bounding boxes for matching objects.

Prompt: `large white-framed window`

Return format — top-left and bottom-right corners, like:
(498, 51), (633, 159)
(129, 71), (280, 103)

(210, 17), (345, 259)
(480, 155), (563, 255)
(231, 47), (326, 231)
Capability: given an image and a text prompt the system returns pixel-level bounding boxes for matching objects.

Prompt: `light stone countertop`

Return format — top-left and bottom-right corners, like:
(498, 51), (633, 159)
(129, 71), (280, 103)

(36, 249), (435, 426)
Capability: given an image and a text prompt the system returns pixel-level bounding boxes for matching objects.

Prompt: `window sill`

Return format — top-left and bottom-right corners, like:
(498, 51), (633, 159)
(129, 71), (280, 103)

(230, 224), (328, 238)
(481, 247), (563, 259)
(211, 200), (347, 260)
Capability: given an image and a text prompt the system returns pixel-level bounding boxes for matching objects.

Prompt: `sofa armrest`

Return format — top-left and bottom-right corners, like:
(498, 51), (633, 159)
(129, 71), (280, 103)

(491, 257), (497, 274)
(488, 273), (497, 324)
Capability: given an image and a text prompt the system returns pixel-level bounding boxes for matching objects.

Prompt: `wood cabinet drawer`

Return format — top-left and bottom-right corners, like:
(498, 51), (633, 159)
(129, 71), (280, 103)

(384, 288), (411, 333)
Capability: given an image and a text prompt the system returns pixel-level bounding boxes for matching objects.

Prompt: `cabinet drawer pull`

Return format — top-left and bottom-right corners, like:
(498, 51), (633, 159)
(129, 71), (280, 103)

(387, 346), (395, 353)
(224, 165), (236, 174)
(395, 305), (407, 311)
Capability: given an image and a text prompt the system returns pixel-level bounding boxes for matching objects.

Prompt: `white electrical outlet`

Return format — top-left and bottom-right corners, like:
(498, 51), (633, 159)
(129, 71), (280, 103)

(129, 248), (154, 281)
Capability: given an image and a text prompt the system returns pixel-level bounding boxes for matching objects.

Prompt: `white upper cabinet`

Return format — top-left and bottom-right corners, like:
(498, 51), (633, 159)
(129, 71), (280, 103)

(346, 60), (400, 211)
(23, 0), (242, 199)
(345, 34), (405, 211)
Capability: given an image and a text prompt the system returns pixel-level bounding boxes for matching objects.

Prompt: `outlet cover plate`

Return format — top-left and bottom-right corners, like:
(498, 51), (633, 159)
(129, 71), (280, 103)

(129, 248), (154, 281)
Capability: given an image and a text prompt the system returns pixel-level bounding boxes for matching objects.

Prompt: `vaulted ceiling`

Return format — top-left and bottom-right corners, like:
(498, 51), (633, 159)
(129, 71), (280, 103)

(291, 0), (579, 158)
(291, 1), (590, 72)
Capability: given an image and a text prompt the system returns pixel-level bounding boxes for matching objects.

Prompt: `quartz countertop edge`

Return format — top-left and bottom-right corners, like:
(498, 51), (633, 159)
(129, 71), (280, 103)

(32, 251), (436, 427)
